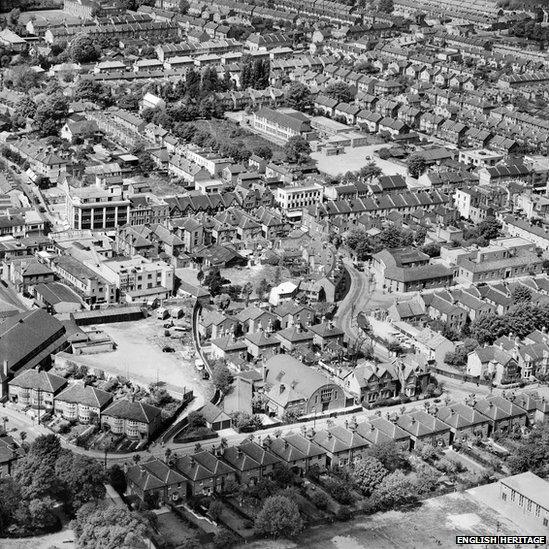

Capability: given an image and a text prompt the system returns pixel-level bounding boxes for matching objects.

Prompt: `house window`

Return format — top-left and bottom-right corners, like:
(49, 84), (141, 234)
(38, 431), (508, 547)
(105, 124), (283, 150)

(544, 518), (548, 527)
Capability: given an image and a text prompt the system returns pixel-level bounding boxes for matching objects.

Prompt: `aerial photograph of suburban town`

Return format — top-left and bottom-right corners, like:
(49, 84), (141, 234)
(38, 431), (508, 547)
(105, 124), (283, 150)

(0, 0), (549, 547)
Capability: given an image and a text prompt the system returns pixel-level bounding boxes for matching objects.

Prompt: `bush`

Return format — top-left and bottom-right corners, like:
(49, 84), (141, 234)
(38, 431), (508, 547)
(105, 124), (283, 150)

(310, 490), (328, 510)
(323, 478), (354, 505)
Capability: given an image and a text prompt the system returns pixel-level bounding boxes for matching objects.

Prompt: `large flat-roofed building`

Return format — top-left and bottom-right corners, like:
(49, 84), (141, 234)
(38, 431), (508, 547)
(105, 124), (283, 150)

(253, 108), (313, 143)
(65, 186), (130, 231)
(499, 472), (549, 529)
(275, 182), (323, 217)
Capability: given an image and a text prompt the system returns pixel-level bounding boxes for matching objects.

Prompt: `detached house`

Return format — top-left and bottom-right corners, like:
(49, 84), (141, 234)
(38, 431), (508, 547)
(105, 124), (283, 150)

(101, 399), (162, 440)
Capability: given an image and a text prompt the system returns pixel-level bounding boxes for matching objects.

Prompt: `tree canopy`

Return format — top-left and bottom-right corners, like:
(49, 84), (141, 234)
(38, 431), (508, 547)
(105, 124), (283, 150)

(254, 495), (303, 538)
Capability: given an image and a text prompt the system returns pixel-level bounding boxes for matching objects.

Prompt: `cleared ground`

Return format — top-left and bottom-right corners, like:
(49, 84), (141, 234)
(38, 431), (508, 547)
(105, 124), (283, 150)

(312, 144), (411, 181)
(69, 317), (210, 402)
(242, 492), (525, 549)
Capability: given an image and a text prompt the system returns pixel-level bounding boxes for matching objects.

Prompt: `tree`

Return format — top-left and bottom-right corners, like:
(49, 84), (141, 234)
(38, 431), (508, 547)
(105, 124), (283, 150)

(232, 412), (262, 432)
(476, 217), (501, 241)
(352, 456), (388, 496)
(211, 363), (233, 394)
(252, 145), (273, 160)
(325, 82), (354, 103)
(178, 0), (190, 14)
(284, 135), (311, 164)
(284, 82), (311, 111)
(55, 452), (107, 512)
(108, 464), (127, 495)
(407, 154), (427, 178)
(365, 441), (410, 472)
(241, 282), (253, 305)
(72, 502), (153, 549)
(507, 424), (549, 476)
(213, 293), (231, 310)
(69, 34), (101, 64)
(512, 286), (532, 304)
(7, 66), (40, 93)
(256, 278), (272, 301)
(203, 268), (229, 297)
(213, 527), (239, 548)
(372, 470), (416, 509)
(35, 93), (69, 137)
(254, 495), (303, 538)
(74, 79), (112, 107)
(310, 490), (328, 509)
(187, 411), (207, 431)
(445, 337), (479, 367)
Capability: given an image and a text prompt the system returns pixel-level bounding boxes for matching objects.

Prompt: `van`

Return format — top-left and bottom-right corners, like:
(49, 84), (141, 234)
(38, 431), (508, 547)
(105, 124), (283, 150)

(194, 359), (204, 371)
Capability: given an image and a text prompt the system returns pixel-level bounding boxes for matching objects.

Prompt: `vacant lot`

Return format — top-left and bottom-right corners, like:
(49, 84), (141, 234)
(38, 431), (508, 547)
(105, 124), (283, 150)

(312, 144), (410, 180)
(243, 492), (525, 549)
(70, 318), (210, 402)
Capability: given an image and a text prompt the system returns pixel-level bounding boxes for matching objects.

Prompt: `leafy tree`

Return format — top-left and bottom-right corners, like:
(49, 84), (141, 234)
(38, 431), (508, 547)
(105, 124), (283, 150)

(310, 490), (328, 509)
(35, 93), (69, 137)
(372, 470), (416, 508)
(444, 338), (478, 367)
(187, 411), (207, 431)
(213, 293), (231, 310)
(213, 527), (239, 548)
(284, 81), (311, 111)
(512, 286), (532, 304)
(365, 441), (410, 472)
(54, 452), (107, 512)
(407, 154), (427, 178)
(69, 34), (101, 64)
(203, 268), (229, 297)
(211, 363), (233, 393)
(352, 456), (388, 496)
(232, 412), (262, 432)
(476, 217), (501, 241)
(256, 278), (272, 300)
(422, 242), (441, 257)
(252, 144), (273, 160)
(323, 477), (354, 504)
(72, 502), (153, 549)
(74, 79), (112, 107)
(179, 0), (190, 14)
(507, 424), (549, 475)
(284, 135), (311, 164)
(15, 96), (37, 119)
(108, 464), (127, 495)
(7, 66), (40, 93)
(254, 495), (303, 538)
(325, 82), (354, 103)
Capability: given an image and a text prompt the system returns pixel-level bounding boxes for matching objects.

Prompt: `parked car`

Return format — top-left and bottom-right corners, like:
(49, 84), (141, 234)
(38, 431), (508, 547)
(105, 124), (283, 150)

(162, 346), (175, 353)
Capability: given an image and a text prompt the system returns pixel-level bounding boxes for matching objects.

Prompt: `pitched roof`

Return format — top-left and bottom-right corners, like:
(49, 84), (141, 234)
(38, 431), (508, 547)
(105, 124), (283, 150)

(9, 369), (66, 393)
(102, 399), (161, 423)
(56, 383), (112, 408)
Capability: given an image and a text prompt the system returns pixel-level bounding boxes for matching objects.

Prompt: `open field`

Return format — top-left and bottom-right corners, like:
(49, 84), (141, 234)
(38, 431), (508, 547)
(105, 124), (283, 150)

(68, 317), (210, 402)
(242, 491), (527, 549)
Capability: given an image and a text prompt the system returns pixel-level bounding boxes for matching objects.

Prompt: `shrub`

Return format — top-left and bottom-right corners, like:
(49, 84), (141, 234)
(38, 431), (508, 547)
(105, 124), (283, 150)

(310, 490), (328, 510)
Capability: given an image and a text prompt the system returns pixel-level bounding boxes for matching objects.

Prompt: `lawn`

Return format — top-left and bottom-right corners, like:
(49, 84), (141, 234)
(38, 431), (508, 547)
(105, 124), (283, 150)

(244, 491), (526, 549)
